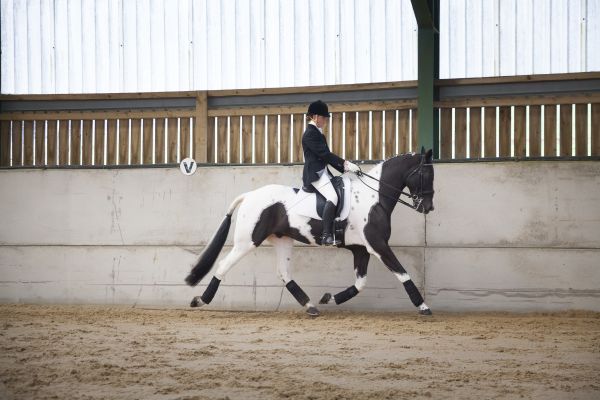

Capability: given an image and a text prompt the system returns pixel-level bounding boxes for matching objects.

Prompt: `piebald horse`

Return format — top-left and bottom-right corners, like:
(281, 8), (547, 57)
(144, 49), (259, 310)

(185, 149), (435, 316)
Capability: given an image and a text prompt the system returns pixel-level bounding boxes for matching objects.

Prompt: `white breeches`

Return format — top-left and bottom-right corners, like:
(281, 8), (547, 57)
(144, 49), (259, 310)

(311, 168), (338, 206)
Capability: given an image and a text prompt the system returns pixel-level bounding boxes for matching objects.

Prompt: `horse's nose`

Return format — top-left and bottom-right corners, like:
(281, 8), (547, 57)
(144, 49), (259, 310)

(429, 204), (435, 212)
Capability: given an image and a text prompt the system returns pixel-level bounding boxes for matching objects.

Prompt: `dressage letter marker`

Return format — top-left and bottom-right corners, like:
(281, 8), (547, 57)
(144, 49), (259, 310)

(179, 157), (197, 176)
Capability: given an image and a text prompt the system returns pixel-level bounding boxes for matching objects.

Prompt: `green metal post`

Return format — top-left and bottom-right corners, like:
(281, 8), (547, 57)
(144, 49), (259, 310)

(411, 0), (439, 158)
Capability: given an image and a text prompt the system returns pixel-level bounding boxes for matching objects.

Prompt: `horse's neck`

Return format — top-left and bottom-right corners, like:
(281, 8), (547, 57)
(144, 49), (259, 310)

(366, 162), (384, 179)
(377, 155), (417, 213)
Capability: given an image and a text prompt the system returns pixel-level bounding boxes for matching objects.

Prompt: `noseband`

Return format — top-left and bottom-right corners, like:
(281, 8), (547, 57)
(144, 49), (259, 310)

(356, 155), (434, 211)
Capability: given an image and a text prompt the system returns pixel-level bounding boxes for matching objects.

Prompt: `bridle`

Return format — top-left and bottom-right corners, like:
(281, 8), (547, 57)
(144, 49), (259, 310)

(355, 155), (434, 211)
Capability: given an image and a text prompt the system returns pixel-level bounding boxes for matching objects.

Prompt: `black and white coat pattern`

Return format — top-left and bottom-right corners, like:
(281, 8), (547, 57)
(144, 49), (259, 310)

(185, 150), (435, 316)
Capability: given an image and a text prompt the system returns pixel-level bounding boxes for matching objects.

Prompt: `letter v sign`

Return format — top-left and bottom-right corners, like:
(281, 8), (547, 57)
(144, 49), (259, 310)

(179, 157), (197, 176)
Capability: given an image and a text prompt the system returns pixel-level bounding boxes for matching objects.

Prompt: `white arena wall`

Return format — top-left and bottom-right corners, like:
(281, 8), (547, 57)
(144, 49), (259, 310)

(1, 161), (599, 312)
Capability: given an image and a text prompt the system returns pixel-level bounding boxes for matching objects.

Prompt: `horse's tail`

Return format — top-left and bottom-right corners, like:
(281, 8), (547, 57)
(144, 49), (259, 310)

(185, 194), (246, 287)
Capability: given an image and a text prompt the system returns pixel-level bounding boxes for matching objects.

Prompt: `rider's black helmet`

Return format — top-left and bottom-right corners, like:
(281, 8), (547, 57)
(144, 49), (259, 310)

(307, 100), (330, 118)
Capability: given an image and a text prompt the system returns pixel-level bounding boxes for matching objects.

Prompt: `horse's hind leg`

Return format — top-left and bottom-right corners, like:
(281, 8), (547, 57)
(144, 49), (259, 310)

(320, 245), (370, 305)
(190, 241), (255, 307)
(270, 236), (320, 317)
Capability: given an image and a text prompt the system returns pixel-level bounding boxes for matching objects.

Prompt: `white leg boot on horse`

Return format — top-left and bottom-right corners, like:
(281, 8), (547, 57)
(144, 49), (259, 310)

(320, 245), (369, 305)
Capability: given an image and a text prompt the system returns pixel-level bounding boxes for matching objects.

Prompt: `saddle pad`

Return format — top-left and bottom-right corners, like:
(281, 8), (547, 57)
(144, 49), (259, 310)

(287, 176), (352, 221)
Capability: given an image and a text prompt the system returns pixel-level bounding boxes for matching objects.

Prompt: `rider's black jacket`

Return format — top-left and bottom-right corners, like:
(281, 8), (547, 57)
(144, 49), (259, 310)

(301, 124), (345, 188)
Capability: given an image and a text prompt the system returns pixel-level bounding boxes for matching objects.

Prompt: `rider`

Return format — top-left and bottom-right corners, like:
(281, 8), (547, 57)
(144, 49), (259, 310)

(302, 100), (361, 246)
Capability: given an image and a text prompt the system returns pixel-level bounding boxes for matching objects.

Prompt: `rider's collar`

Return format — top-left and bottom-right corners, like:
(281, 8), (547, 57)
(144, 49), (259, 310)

(309, 120), (323, 133)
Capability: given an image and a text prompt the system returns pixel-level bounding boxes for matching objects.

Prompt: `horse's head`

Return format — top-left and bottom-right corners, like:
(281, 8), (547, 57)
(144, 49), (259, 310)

(404, 148), (435, 214)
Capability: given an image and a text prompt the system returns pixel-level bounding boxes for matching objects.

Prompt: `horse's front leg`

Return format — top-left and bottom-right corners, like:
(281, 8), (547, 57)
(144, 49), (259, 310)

(363, 213), (432, 315)
(370, 241), (431, 315)
(319, 245), (370, 305)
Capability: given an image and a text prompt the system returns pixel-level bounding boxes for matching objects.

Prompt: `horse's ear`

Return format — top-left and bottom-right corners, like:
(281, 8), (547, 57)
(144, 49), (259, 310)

(426, 148), (433, 162)
(420, 146), (425, 154)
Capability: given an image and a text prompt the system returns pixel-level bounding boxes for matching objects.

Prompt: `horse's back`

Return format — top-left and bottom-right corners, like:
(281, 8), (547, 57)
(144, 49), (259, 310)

(236, 184), (297, 216)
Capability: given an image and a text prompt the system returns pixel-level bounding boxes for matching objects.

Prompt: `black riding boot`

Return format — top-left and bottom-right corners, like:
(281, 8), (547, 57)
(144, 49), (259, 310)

(321, 201), (339, 246)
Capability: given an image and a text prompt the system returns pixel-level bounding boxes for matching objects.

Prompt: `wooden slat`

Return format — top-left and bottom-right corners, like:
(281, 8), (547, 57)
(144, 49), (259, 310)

(280, 114), (291, 163)
(142, 118), (152, 165)
(216, 117), (228, 163)
(483, 106), (496, 158)
(266, 115), (278, 163)
(0, 121), (10, 166)
(254, 115), (266, 164)
(12, 121), (23, 166)
(331, 112), (343, 159)
(454, 108), (467, 159)
(242, 115), (253, 164)
(292, 114), (304, 163)
(130, 119), (141, 165)
(23, 121), (34, 166)
(116, 119), (127, 165)
(95, 119), (106, 165)
(345, 111), (357, 161)
(80, 120), (92, 165)
(382, 110), (394, 158)
(513, 106), (527, 158)
(106, 119), (117, 165)
(559, 104), (572, 157)
(228, 116), (240, 163)
(575, 104), (587, 157)
(439, 108), (452, 159)
(46, 120), (57, 166)
(358, 111), (369, 160)
(397, 109), (410, 154)
(207, 116), (216, 163)
(0, 109), (196, 121)
(166, 118), (178, 163)
(529, 106), (542, 157)
(206, 100), (418, 118)
(57, 120), (68, 165)
(544, 105), (558, 157)
(469, 107), (482, 159)
(411, 109), (419, 153)
(593, 104), (600, 156)
(70, 120), (82, 165)
(371, 111), (383, 160)
(154, 118), (165, 164)
(498, 107), (511, 158)
(34, 120), (45, 166)
(180, 117), (192, 162)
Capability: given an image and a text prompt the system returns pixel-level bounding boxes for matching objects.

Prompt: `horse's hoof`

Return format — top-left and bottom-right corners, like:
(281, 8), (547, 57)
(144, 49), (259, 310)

(419, 308), (433, 316)
(190, 296), (204, 308)
(306, 306), (320, 317)
(319, 293), (332, 304)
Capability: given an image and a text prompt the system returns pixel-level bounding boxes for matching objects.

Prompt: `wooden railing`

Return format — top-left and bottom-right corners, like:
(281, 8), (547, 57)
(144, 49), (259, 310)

(437, 74), (600, 159)
(1, 73), (599, 168)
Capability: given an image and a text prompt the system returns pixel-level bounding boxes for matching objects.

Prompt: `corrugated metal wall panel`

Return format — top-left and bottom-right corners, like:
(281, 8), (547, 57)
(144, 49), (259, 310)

(1, 0), (598, 94)
(440, 0), (600, 78)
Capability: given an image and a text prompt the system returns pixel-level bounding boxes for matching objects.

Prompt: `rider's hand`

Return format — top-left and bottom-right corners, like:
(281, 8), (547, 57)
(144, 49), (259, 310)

(344, 160), (361, 173)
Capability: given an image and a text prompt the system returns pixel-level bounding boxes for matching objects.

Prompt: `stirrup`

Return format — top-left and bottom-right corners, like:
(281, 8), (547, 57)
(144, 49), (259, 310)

(321, 234), (340, 246)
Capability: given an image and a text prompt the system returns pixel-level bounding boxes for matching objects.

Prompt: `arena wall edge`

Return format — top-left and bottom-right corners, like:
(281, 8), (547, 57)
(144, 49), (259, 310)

(1, 161), (598, 312)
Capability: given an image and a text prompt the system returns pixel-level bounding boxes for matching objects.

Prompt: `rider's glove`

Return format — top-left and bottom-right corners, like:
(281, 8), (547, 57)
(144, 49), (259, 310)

(344, 160), (361, 173)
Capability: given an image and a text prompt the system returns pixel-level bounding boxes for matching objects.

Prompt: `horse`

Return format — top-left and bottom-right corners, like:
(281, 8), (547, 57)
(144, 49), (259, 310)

(185, 148), (435, 316)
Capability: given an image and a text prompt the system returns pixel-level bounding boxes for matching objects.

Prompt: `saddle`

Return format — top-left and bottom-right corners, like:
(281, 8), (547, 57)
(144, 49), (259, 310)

(291, 175), (352, 221)
(300, 176), (346, 219)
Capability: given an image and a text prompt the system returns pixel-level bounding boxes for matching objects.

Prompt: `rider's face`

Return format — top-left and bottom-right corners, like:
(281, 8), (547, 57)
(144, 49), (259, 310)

(313, 115), (329, 130)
